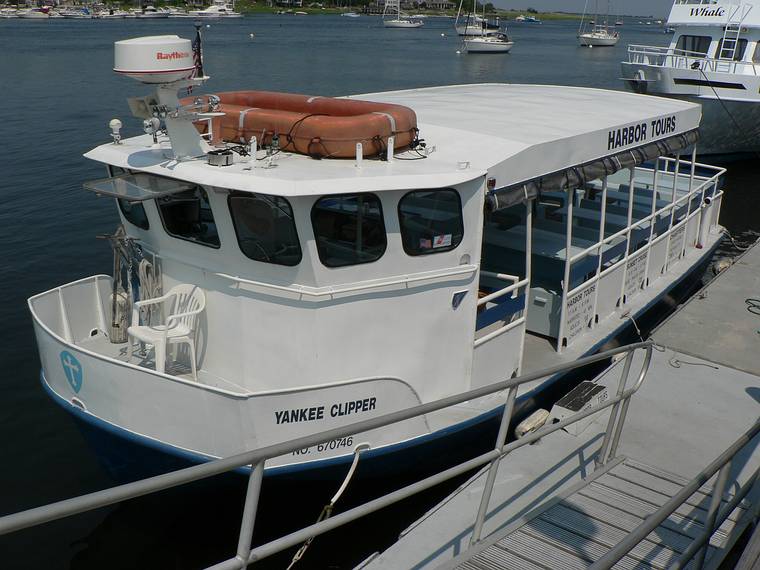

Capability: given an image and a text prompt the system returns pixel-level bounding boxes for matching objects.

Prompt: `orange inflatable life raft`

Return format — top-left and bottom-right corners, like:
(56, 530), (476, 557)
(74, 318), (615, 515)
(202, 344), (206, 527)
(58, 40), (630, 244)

(186, 91), (419, 159)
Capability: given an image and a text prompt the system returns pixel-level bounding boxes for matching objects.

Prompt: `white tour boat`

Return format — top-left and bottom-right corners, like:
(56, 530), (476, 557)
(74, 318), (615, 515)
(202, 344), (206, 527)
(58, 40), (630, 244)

(578, 0), (620, 46)
(28, 33), (727, 482)
(189, 0), (242, 19)
(622, 0), (760, 157)
(382, 0), (423, 28)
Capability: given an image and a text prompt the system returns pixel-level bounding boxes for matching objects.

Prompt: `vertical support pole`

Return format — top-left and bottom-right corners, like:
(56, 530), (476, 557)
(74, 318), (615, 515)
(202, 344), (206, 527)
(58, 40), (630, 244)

(470, 385), (519, 545)
(387, 136), (395, 162)
(595, 349), (634, 468)
(235, 461), (265, 568)
(516, 200), (533, 375)
(694, 461), (732, 570)
(590, 176), (608, 329)
(557, 186), (574, 353)
(664, 153), (681, 273)
(682, 146), (697, 253)
(355, 142), (363, 168)
(642, 158), (660, 288)
(619, 167), (636, 307)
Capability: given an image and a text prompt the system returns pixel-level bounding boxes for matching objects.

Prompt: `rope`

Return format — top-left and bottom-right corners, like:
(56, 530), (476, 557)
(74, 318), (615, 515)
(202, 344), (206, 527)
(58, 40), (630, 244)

(286, 443), (371, 569)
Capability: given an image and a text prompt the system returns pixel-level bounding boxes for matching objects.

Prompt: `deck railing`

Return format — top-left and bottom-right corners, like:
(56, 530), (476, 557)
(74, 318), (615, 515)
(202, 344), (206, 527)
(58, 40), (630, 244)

(0, 342), (654, 569)
(627, 44), (759, 76)
(556, 152), (725, 352)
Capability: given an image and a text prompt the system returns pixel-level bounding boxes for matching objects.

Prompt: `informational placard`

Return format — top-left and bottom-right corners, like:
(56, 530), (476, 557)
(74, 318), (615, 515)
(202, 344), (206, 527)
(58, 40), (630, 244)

(564, 281), (596, 345)
(667, 226), (686, 269)
(624, 250), (648, 302)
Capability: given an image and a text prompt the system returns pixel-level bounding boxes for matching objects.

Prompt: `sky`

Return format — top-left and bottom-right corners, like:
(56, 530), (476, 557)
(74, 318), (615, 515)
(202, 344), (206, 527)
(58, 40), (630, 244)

(491, 1), (669, 18)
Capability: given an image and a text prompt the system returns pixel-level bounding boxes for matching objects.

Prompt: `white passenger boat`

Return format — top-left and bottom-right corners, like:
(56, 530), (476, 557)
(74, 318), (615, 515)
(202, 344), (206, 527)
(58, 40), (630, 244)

(188, 0), (242, 19)
(383, 0), (422, 28)
(28, 33), (727, 482)
(622, 0), (760, 157)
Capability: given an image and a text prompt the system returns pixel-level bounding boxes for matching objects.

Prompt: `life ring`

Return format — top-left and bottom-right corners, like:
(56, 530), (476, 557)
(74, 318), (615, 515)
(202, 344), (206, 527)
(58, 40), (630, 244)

(186, 91), (418, 159)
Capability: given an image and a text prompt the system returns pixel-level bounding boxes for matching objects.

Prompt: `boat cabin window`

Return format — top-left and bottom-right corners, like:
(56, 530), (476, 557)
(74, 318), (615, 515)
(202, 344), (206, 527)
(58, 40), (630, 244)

(398, 189), (464, 255)
(228, 192), (302, 266)
(118, 199), (150, 230)
(157, 186), (220, 248)
(675, 35), (711, 56)
(715, 38), (748, 61)
(311, 193), (386, 267)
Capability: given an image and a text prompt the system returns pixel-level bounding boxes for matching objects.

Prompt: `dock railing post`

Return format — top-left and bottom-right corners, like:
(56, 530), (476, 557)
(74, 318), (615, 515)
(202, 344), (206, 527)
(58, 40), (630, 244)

(595, 349), (634, 468)
(470, 385), (518, 545)
(235, 461), (265, 568)
(694, 460), (732, 570)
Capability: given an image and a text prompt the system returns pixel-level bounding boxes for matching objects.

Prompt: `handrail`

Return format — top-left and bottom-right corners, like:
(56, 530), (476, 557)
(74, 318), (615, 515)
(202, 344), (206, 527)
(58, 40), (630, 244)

(627, 44), (760, 75)
(0, 341), (654, 570)
(590, 419), (760, 570)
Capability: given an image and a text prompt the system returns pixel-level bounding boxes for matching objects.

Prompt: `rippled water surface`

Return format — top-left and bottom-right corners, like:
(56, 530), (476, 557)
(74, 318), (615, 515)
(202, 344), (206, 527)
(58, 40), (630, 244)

(0, 15), (758, 569)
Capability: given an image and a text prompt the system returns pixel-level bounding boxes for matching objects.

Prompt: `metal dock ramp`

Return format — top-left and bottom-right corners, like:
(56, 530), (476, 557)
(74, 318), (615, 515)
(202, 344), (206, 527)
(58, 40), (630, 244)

(457, 457), (750, 570)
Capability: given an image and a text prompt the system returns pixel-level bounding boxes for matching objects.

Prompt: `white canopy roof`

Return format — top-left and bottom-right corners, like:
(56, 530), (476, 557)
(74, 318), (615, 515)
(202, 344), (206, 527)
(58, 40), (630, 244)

(84, 83), (701, 196)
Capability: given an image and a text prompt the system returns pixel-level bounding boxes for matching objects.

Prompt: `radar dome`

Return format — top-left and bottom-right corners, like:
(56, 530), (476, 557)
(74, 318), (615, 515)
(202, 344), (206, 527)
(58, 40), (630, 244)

(114, 35), (195, 84)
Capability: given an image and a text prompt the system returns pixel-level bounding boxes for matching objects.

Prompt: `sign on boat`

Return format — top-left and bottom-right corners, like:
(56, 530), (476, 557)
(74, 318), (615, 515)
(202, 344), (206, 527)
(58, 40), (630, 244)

(27, 30), (727, 482)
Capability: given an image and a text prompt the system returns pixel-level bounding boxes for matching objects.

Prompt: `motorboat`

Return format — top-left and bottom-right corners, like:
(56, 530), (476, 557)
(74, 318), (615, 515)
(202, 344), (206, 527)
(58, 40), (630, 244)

(136, 5), (169, 18)
(515, 14), (541, 23)
(463, 32), (514, 53)
(18, 7), (50, 19)
(622, 0), (760, 157)
(0, 7), (19, 18)
(341, 11), (360, 17)
(166, 7), (192, 18)
(60, 8), (93, 18)
(189, 0), (242, 19)
(383, 0), (423, 28)
(96, 9), (129, 19)
(28, 32), (727, 484)
(578, 0), (620, 46)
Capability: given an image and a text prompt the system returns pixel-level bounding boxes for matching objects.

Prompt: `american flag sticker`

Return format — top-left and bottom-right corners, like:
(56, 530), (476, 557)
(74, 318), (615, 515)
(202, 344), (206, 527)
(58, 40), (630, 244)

(420, 238), (432, 249)
(433, 234), (452, 248)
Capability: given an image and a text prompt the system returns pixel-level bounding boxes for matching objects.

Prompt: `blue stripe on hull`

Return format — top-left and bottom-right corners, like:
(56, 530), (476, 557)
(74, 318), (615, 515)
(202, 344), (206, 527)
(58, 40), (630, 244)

(43, 237), (721, 484)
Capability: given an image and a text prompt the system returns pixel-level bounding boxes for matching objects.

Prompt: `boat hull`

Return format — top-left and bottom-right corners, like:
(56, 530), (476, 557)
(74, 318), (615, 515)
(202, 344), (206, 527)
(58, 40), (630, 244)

(621, 62), (760, 156)
(464, 39), (514, 53)
(579, 34), (619, 46)
(384, 20), (423, 28)
(31, 233), (723, 484)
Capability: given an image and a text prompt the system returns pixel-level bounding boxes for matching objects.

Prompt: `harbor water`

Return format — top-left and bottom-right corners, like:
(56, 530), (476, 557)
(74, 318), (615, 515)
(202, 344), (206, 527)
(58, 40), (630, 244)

(0, 15), (758, 569)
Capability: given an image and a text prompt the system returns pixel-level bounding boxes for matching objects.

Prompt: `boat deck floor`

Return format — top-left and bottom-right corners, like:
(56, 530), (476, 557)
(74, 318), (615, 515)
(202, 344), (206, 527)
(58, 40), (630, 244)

(361, 242), (760, 570)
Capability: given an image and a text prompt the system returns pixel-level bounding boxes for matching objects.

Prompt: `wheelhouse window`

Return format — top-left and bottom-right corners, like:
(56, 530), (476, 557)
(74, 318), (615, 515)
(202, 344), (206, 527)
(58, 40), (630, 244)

(311, 193), (386, 267)
(754, 42), (760, 64)
(228, 192), (302, 266)
(157, 186), (220, 248)
(398, 189), (464, 256)
(675, 35), (711, 55)
(118, 199), (150, 230)
(715, 38), (748, 61)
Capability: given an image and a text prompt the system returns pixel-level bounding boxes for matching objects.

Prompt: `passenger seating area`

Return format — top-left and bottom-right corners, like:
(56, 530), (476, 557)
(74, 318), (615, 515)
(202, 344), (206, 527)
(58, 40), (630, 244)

(481, 175), (698, 340)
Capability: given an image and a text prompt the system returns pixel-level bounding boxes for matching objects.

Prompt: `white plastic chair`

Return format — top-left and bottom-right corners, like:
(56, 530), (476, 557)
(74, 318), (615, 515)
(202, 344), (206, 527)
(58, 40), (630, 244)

(128, 284), (206, 380)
